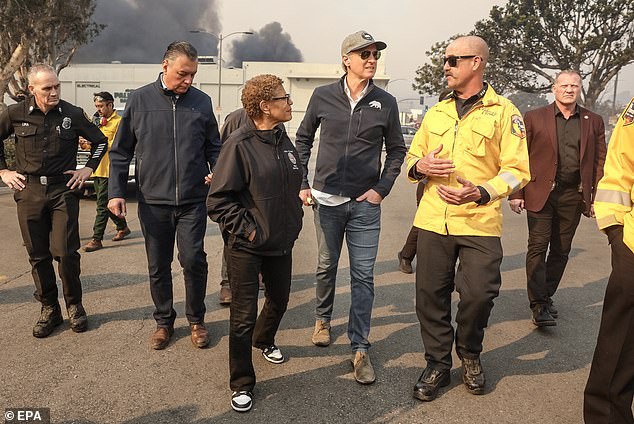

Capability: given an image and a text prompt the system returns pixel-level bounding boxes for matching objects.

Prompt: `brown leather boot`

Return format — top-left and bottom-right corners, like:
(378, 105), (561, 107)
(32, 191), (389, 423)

(150, 326), (174, 350)
(190, 323), (210, 348)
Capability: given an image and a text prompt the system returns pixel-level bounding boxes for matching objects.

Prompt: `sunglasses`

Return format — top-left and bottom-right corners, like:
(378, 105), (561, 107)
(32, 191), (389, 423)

(271, 94), (291, 104)
(443, 55), (478, 67)
(355, 50), (381, 60)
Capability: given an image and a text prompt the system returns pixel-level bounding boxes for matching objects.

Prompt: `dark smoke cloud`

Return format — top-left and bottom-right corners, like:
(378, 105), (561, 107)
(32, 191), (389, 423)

(228, 22), (303, 68)
(74, 0), (221, 63)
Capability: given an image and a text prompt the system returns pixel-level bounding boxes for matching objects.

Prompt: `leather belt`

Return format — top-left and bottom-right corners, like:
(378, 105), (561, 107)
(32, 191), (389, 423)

(553, 180), (581, 191)
(25, 174), (69, 185)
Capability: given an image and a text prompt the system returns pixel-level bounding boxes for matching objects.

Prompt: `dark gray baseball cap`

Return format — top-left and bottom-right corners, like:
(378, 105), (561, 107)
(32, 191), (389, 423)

(341, 30), (387, 56)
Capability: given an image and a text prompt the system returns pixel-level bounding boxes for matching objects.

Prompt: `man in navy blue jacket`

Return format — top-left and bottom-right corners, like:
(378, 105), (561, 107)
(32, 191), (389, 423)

(295, 30), (406, 385)
(108, 41), (221, 350)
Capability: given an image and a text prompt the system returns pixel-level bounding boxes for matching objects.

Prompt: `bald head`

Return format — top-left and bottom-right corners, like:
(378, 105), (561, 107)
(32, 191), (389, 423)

(448, 36), (489, 65)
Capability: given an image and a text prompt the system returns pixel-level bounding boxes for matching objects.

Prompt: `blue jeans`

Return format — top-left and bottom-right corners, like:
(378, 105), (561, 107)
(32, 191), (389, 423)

(313, 199), (381, 351)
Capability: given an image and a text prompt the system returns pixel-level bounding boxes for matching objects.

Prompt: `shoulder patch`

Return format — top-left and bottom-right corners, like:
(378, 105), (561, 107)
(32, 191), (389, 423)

(622, 97), (634, 126)
(511, 114), (526, 139)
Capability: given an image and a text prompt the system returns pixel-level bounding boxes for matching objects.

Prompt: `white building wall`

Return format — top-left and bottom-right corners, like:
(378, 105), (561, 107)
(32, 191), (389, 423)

(57, 60), (390, 135)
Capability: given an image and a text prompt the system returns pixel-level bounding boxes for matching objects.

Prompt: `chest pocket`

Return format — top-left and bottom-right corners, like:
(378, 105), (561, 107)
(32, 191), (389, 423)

(14, 125), (37, 154)
(427, 119), (453, 152)
(467, 119), (495, 157)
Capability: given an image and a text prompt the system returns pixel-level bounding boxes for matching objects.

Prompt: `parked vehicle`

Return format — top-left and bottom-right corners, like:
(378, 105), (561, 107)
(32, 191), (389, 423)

(76, 149), (136, 196)
(401, 125), (417, 148)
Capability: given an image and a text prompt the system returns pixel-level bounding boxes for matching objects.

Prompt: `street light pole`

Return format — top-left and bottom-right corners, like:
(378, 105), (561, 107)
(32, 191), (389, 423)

(189, 29), (253, 122)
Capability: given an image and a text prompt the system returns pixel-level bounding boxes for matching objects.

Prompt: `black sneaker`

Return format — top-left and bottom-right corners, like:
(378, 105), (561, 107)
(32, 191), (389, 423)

(33, 304), (63, 338)
(262, 345), (285, 364)
(67, 303), (88, 333)
(231, 391), (253, 412)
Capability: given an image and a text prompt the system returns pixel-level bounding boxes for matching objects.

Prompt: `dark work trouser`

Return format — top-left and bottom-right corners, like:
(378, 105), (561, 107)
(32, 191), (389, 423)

(15, 181), (82, 307)
(584, 226), (634, 424)
(400, 182), (426, 260)
(416, 230), (502, 371)
(137, 202), (208, 327)
(526, 186), (583, 309)
(91, 177), (127, 241)
(227, 248), (292, 392)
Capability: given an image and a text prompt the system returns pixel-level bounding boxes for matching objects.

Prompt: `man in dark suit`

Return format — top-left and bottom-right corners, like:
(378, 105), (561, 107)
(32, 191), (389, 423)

(509, 70), (606, 326)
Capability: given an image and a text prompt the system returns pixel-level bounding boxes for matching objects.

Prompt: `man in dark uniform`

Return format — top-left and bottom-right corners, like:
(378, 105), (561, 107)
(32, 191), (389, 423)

(0, 64), (107, 338)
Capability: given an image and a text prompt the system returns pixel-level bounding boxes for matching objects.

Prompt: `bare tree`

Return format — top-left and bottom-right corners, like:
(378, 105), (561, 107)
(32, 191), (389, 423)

(0, 0), (104, 107)
(413, 0), (634, 109)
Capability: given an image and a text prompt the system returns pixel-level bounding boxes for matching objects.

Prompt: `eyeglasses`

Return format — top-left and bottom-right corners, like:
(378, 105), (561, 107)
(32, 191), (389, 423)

(355, 50), (381, 60)
(443, 55), (478, 67)
(271, 94), (291, 104)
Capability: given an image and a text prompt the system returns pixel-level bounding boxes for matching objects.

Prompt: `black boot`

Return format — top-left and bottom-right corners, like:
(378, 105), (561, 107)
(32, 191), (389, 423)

(413, 367), (450, 401)
(67, 303), (88, 333)
(462, 357), (486, 395)
(33, 304), (63, 338)
(532, 304), (556, 327)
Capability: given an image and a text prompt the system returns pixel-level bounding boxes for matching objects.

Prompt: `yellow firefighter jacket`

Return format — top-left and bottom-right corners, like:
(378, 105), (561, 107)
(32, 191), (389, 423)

(406, 85), (530, 237)
(594, 97), (634, 252)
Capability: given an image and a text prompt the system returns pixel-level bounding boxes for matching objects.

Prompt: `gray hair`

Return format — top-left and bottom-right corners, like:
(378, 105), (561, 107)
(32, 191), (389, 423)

(27, 63), (56, 85)
(554, 69), (581, 83)
(163, 41), (198, 62)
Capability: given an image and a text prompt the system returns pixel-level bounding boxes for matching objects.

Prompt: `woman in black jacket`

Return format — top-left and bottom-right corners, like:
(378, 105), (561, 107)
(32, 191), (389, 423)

(207, 74), (303, 413)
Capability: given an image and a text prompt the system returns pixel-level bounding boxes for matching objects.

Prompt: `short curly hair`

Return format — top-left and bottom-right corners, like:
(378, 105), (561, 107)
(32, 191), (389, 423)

(241, 74), (284, 119)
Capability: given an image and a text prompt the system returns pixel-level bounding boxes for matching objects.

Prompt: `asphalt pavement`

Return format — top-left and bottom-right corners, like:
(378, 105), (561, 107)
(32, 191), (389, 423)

(0, 171), (619, 423)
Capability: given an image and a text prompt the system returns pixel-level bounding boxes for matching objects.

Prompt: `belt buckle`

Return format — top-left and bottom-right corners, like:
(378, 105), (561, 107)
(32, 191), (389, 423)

(39, 176), (48, 185)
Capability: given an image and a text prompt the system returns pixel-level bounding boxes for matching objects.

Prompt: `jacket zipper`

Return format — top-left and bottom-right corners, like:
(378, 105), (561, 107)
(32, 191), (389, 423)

(275, 135), (289, 255)
(444, 100), (485, 233)
(342, 102), (354, 196)
(172, 97), (179, 205)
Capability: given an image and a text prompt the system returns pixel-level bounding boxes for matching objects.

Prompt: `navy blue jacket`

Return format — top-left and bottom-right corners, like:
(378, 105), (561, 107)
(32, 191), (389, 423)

(109, 75), (221, 205)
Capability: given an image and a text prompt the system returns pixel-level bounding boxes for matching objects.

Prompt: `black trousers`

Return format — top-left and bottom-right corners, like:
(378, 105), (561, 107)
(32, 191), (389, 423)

(416, 230), (502, 371)
(400, 182), (426, 260)
(584, 226), (634, 424)
(14, 181), (82, 307)
(137, 202), (208, 327)
(227, 248), (292, 392)
(526, 186), (583, 308)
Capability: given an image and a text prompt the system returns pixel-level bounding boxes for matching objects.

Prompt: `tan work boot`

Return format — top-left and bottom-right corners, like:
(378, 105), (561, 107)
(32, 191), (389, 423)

(112, 226), (131, 241)
(83, 239), (103, 252)
(311, 320), (331, 346)
(352, 351), (376, 385)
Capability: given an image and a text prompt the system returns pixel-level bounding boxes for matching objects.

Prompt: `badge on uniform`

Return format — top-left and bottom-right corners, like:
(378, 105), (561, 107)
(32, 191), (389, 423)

(62, 117), (72, 129)
(511, 114), (526, 139)
(622, 98), (634, 126)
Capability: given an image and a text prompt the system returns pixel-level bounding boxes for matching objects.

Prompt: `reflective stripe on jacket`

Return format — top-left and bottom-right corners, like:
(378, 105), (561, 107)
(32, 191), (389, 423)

(594, 97), (634, 252)
(406, 84), (530, 237)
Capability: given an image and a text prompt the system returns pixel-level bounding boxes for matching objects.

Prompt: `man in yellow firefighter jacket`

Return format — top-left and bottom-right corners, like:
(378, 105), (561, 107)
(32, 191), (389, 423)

(584, 97), (634, 424)
(406, 36), (530, 402)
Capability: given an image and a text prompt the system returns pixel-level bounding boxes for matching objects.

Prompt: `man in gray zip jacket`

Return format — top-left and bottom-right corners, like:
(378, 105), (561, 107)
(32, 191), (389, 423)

(295, 30), (406, 385)
(108, 41), (221, 350)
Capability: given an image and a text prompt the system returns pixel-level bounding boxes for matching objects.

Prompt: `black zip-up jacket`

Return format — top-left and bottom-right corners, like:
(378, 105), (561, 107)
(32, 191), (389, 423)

(207, 119), (303, 256)
(295, 75), (406, 199)
(109, 75), (221, 205)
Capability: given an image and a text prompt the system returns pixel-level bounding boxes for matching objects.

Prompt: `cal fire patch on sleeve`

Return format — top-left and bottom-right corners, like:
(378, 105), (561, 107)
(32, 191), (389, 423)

(511, 114), (526, 139)
(622, 98), (634, 126)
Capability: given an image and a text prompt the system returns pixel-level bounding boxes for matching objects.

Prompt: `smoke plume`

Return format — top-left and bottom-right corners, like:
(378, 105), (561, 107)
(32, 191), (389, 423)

(74, 0), (221, 63)
(228, 22), (303, 68)
(74, 1), (304, 67)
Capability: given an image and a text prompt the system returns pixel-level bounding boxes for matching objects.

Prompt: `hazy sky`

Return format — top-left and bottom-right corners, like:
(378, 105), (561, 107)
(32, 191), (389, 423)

(217, 0), (634, 109)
